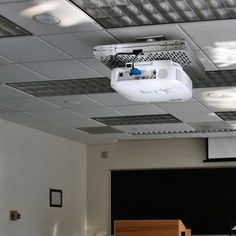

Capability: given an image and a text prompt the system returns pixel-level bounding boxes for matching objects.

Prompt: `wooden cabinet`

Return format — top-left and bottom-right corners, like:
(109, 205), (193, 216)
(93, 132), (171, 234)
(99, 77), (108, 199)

(115, 220), (191, 236)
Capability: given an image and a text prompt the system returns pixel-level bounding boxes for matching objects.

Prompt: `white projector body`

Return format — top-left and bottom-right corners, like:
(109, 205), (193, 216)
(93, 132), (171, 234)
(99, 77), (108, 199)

(111, 60), (192, 102)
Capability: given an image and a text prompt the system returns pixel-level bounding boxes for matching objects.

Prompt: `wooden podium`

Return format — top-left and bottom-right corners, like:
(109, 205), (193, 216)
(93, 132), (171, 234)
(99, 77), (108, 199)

(114, 220), (191, 236)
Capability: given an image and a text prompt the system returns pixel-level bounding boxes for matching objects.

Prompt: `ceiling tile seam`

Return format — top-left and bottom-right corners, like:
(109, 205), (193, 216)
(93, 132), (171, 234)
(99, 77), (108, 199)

(176, 23), (219, 70)
(34, 35), (74, 59)
(106, 106), (130, 116)
(20, 58), (104, 78)
(82, 95), (107, 107)
(73, 59), (104, 76)
(62, 109), (87, 118)
(15, 63), (52, 80)
(192, 98), (218, 113)
(36, 28), (108, 37)
(23, 111), (48, 120)
(0, 55), (15, 64)
(0, 101), (19, 111)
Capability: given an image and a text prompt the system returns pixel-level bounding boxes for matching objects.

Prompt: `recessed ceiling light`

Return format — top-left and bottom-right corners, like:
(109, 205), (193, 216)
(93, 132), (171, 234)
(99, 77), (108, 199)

(207, 92), (232, 99)
(33, 14), (60, 25)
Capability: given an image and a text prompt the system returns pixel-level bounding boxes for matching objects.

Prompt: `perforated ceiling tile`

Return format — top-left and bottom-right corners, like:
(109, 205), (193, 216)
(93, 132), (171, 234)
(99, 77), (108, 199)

(70, 0), (236, 28)
(195, 70), (236, 88)
(216, 111), (236, 121)
(92, 114), (181, 126)
(6, 78), (114, 97)
(78, 126), (123, 134)
(130, 128), (236, 135)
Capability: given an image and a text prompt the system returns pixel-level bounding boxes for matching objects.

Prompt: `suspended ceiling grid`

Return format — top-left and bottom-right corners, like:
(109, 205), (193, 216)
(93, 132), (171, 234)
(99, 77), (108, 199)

(0, 0), (236, 144)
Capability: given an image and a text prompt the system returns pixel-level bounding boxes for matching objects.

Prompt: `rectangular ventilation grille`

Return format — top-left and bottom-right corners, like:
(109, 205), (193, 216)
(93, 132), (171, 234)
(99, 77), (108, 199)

(0, 15), (30, 37)
(195, 70), (236, 88)
(130, 128), (236, 135)
(6, 70), (236, 97)
(70, 0), (236, 28)
(92, 114), (181, 126)
(6, 78), (114, 97)
(216, 112), (236, 121)
(78, 126), (123, 134)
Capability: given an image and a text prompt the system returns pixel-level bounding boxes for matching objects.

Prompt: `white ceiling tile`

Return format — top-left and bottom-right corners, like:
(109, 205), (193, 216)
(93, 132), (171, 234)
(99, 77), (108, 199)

(68, 107), (124, 118)
(0, 0), (101, 35)
(0, 0), (26, 2)
(79, 58), (111, 77)
(150, 123), (195, 132)
(41, 30), (119, 59)
(0, 111), (43, 123)
(29, 109), (84, 120)
(111, 104), (166, 116)
(86, 93), (143, 106)
(22, 60), (101, 79)
(0, 64), (49, 82)
(187, 121), (233, 130)
(193, 87), (236, 112)
(0, 103), (18, 112)
(0, 97), (59, 111)
(154, 100), (211, 113)
(41, 95), (104, 108)
(173, 112), (222, 123)
(113, 125), (155, 133)
(0, 85), (32, 99)
(0, 36), (70, 63)
(180, 19), (236, 70)
(52, 118), (104, 128)
(17, 119), (62, 129)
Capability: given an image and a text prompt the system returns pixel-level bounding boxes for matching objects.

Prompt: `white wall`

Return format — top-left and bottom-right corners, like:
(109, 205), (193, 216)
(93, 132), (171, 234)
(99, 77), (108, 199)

(0, 119), (87, 236)
(87, 138), (236, 236)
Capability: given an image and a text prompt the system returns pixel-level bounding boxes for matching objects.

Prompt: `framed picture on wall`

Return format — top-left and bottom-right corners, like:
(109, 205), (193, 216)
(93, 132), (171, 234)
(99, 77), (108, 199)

(49, 189), (63, 207)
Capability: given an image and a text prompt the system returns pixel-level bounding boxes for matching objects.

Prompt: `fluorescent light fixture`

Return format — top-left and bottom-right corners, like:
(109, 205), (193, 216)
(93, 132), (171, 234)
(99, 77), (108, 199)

(0, 15), (30, 37)
(70, 0), (236, 28)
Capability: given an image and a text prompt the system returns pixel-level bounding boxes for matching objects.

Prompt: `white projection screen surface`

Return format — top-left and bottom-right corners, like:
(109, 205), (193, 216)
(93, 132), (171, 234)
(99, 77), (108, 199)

(208, 137), (236, 160)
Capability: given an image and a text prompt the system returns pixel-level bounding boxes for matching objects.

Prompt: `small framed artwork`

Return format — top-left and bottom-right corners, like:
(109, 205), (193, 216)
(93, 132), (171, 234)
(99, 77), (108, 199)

(49, 189), (63, 208)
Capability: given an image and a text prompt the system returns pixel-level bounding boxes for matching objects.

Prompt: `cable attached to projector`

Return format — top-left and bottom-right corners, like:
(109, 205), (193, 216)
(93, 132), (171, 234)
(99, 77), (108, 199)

(114, 49), (143, 76)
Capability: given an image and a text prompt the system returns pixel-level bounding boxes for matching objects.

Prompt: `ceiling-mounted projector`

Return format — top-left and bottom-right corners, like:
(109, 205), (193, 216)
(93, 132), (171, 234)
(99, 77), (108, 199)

(111, 60), (192, 102)
(94, 39), (206, 102)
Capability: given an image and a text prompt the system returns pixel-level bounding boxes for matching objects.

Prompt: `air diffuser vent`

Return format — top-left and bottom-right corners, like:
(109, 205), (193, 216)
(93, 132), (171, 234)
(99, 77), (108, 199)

(92, 114), (181, 126)
(130, 128), (236, 135)
(216, 112), (236, 121)
(6, 78), (114, 97)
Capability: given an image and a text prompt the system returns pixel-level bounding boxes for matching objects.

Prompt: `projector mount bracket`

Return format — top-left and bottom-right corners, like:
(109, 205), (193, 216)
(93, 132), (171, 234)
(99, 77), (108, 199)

(94, 39), (207, 83)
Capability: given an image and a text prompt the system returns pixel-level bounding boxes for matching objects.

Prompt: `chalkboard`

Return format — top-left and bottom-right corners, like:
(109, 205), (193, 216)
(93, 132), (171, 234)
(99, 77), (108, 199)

(111, 168), (236, 235)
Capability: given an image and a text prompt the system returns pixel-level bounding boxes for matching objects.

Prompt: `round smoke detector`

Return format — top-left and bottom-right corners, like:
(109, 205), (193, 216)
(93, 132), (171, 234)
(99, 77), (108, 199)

(33, 14), (60, 25)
